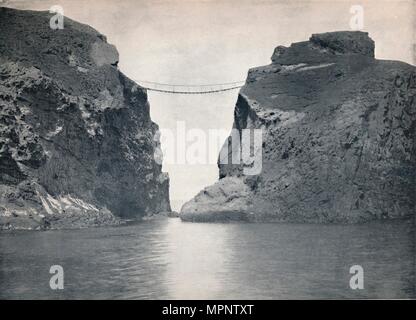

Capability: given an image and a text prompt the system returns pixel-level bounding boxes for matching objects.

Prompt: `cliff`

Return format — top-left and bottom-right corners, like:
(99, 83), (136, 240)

(181, 31), (416, 223)
(0, 8), (171, 230)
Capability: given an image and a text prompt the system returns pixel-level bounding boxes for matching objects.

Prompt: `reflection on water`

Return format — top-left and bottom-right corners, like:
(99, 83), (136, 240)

(0, 218), (415, 299)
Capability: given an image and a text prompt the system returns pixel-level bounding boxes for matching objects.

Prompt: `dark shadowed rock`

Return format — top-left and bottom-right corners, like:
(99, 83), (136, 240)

(181, 31), (416, 223)
(309, 31), (375, 57)
(0, 8), (171, 230)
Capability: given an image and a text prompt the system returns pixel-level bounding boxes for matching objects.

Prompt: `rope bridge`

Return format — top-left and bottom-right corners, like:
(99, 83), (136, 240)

(134, 80), (245, 94)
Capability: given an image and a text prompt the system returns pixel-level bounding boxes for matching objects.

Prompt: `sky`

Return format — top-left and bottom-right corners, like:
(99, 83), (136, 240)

(4, 0), (415, 210)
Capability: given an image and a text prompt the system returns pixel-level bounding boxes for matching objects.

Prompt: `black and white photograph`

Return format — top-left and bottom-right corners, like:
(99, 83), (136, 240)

(0, 0), (415, 305)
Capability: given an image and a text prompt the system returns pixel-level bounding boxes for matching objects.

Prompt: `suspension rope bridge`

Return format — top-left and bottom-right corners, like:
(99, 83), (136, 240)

(134, 79), (246, 94)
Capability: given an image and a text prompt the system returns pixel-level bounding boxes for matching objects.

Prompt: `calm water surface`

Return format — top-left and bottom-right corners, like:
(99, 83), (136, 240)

(0, 218), (415, 299)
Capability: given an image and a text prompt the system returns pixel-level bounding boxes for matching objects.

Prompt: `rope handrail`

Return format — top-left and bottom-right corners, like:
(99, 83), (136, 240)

(133, 79), (245, 94)
(134, 79), (246, 87)
(139, 85), (244, 94)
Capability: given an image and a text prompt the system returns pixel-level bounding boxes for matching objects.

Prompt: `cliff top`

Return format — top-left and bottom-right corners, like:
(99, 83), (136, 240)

(271, 31), (375, 65)
(245, 31), (414, 114)
(309, 31), (374, 57)
(0, 7), (121, 98)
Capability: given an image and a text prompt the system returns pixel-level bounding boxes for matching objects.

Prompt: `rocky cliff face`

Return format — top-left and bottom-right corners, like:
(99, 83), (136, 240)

(181, 31), (416, 223)
(0, 8), (171, 230)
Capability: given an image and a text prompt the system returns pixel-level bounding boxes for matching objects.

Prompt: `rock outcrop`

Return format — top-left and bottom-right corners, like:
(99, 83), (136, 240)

(0, 8), (171, 230)
(181, 177), (253, 222)
(181, 31), (416, 223)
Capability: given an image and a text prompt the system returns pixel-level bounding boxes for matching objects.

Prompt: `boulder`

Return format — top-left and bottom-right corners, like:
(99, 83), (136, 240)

(181, 31), (416, 223)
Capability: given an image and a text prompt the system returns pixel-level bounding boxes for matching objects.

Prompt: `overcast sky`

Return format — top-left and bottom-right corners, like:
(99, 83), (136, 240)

(5, 0), (415, 210)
